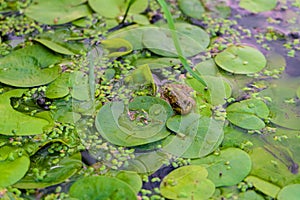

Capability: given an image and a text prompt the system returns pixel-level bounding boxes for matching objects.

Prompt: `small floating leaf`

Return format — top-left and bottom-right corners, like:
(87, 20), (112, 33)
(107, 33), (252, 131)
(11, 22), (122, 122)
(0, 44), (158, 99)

(0, 146), (30, 187)
(239, 0), (277, 13)
(0, 44), (61, 87)
(245, 176), (280, 198)
(115, 171), (142, 193)
(95, 96), (173, 147)
(25, 0), (91, 25)
(226, 99), (269, 130)
(69, 176), (137, 200)
(215, 45), (267, 74)
(277, 184), (300, 200)
(160, 165), (215, 200)
(0, 90), (49, 136)
(192, 148), (252, 187)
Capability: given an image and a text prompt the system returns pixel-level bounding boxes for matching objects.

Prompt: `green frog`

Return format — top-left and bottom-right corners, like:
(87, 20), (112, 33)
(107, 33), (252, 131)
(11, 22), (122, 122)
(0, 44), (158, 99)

(160, 83), (196, 115)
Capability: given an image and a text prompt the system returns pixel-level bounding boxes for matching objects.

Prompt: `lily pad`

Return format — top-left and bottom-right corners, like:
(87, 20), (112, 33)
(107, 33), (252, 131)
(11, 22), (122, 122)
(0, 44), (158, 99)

(101, 38), (133, 57)
(143, 23), (210, 57)
(115, 171), (142, 193)
(160, 165), (215, 200)
(226, 99), (269, 130)
(191, 148), (252, 187)
(245, 176), (280, 198)
(95, 96), (173, 147)
(14, 152), (82, 189)
(277, 184), (300, 200)
(215, 45), (267, 74)
(0, 90), (49, 136)
(0, 146), (30, 187)
(45, 71), (90, 101)
(88, 0), (148, 18)
(163, 114), (224, 158)
(69, 176), (137, 200)
(135, 57), (181, 69)
(239, 0), (277, 13)
(0, 44), (61, 87)
(178, 0), (205, 19)
(25, 0), (91, 25)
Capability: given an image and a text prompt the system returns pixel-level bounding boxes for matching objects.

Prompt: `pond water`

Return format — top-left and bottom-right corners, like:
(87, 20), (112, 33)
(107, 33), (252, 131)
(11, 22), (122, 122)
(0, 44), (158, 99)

(0, 0), (300, 199)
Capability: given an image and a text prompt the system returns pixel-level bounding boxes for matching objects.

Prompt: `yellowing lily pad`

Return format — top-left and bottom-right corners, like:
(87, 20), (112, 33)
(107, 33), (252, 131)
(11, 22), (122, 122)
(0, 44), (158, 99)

(143, 23), (210, 57)
(239, 0), (277, 13)
(160, 165), (215, 200)
(191, 148), (252, 187)
(25, 0), (91, 25)
(226, 99), (269, 130)
(95, 96), (173, 147)
(0, 44), (61, 87)
(215, 45), (267, 74)
(69, 176), (137, 200)
(0, 90), (49, 136)
(0, 146), (30, 187)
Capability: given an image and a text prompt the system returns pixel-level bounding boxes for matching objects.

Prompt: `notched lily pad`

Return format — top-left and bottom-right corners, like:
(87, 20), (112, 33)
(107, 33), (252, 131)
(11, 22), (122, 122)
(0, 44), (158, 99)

(191, 148), (252, 187)
(0, 146), (30, 187)
(69, 176), (137, 200)
(0, 89), (49, 136)
(0, 44), (61, 87)
(226, 99), (269, 130)
(215, 45), (267, 74)
(95, 96), (173, 146)
(160, 165), (215, 200)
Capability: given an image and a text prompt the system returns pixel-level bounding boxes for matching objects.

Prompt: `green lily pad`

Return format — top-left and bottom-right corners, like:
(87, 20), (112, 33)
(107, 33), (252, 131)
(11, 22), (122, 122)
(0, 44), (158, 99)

(115, 171), (142, 194)
(88, 0), (147, 18)
(95, 96), (173, 147)
(277, 184), (300, 200)
(163, 114), (224, 158)
(160, 165), (215, 200)
(14, 152), (82, 189)
(143, 23), (210, 57)
(0, 146), (30, 187)
(69, 176), (137, 200)
(215, 45), (267, 74)
(191, 148), (252, 187)
(245, 176), (280, 198)
(25, 0), (91, 25)
(178, 0), (205, 19)
(34, 29), (86, 55)
(45, 71), (90, 101)
(226, 99), (269, 130)
(0, 90), (49, 136)
(239, 0), (277, 13)
(101, 38), (133, 57)
(135, 57), (181, 69)
(186, 76), (232, 105)
(0, 44), (61, 87)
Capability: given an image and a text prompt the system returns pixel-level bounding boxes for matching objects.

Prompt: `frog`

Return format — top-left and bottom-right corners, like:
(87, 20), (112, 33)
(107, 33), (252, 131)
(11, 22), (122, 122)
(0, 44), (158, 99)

(160, 83), (196, 115)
